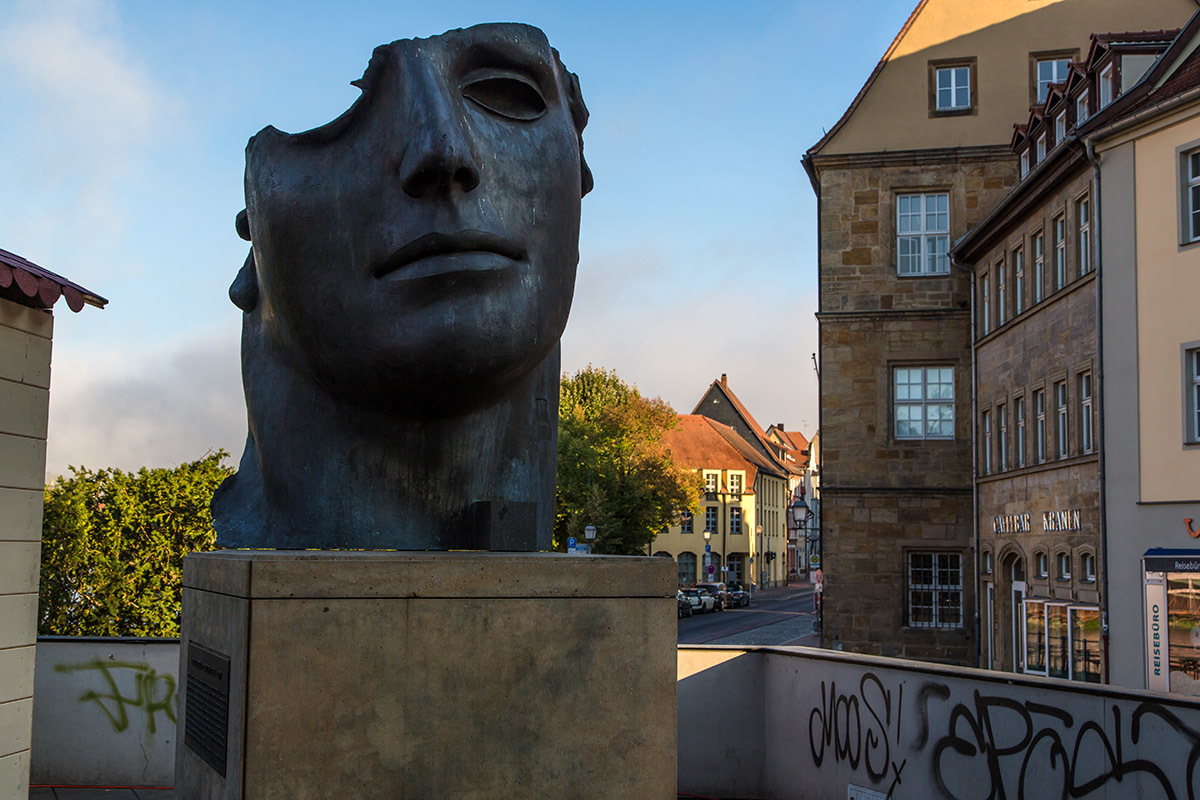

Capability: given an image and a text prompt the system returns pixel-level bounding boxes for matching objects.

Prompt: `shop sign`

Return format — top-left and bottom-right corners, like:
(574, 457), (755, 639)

(993, 514), (1031, 534)
(991, 508), (1081, 534)
(1144, 572), (1169, 692)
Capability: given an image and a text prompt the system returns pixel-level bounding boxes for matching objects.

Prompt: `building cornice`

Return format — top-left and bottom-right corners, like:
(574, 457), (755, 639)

(807, 144), (1015, 174)
(816, 308), (970, 322)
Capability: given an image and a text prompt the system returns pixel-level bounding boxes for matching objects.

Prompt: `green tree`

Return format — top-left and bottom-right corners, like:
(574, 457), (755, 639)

(38, 451), (234, 637)
(556, 366), (701, 555)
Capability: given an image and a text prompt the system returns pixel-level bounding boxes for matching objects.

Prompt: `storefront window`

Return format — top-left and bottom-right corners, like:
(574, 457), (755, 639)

(1047, 604), (1069, 679)
(1026, 600), (1047, 673)
(1071, 607), (1102, 682)
(1168, 572), (1200, 695)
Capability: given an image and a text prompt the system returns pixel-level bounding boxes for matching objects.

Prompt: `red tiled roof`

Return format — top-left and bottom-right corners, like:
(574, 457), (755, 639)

(0, 248), (106, 312)
(666, 416), (769, 487)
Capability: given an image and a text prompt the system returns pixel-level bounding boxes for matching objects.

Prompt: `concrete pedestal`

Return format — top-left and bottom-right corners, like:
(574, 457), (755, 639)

(175, 551), (677, 799)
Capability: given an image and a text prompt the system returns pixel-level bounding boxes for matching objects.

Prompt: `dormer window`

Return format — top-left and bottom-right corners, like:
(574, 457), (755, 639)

(1076, 91), (1089, 123)
(1099, 63), (1114, 108)
(1020, 150), (1030, 178)
(1055, 112), (1066, 143)
(1036, 133), (1047, 163)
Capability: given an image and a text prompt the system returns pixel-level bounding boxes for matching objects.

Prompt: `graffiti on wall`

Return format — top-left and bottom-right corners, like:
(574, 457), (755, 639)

(55, 659), (177, 734)
(807, 672), (1200, 800)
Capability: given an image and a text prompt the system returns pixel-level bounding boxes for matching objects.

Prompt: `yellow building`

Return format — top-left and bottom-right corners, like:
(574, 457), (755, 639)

(653, 415), (790, 590)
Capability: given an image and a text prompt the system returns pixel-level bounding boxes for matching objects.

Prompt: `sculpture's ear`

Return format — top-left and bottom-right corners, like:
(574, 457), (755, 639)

(230, 210), (259, 312)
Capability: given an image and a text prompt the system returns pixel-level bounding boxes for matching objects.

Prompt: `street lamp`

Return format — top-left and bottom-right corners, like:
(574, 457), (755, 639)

(755, 524), (764, 589)
(790, 498), (809, 578)
(702, 528), (712, 583)
(584, 523), (596, 555)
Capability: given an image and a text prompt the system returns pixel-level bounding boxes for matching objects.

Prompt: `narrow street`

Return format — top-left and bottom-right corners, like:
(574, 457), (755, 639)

(678, 583), (817, 647)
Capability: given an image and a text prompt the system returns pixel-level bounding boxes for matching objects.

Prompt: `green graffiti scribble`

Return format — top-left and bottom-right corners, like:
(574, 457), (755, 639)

(54, 659), (177, 734)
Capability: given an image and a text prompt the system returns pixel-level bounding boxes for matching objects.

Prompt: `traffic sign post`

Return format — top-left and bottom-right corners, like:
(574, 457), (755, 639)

(707, 564), (715, 575)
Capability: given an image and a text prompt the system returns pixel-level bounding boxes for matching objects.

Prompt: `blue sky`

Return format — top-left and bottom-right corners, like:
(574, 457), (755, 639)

(0, 0), (917, 475)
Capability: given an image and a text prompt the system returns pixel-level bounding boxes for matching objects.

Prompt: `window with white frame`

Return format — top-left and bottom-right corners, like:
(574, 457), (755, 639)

(897, 193), (950, 275)
(730, 506), (742, 534)
(982, 550), (993, 574)
(1082, 552), (1096, 582)
(1079, 372), (1093, 453)
(1037, 58), (1072, 103)
(1057, 552), (1071, 580)
(1099, 63), (1114, 108)
(1014, 246), (1025, 314)
(705, 506), (718, 534)
(908, 552), (963, 628)
(704, 472), (718, 501)
(1034, 232), (1045, 302)
(1035, 389), (1047, 463)
(1055, 380), (1069, 458)
(998, 403), (1008, 471)
(894, 366), (955, 439)
(982, 409), (992, 475)
(1035, 551), (1048, 578)
(1016, 396), (1026, 467)
(1077, 196), (1091, 274)
(1054, 214), (1066, 290)
(728, 473), (742, 499)
(678, 552), (697, 585)
(1189, 348), (1200, 443)
(1184, 149), (1200, 243)
(981, 273), (991, 335)
(935, 66), (971, 110)
(681, 510), (693, 534)
(996, 262), (1007, 325)
(1036, 133), (1047, 163)
(1076, 91), (1089, 123)
(1020, 150), (1030, 178)
(1055, 112), (1067, 144)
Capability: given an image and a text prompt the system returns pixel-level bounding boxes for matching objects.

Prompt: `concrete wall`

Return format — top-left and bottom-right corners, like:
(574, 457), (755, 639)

(680, 645), (1200, 800)
(0, 298), (52, 800)
(30, 638), (178, 788)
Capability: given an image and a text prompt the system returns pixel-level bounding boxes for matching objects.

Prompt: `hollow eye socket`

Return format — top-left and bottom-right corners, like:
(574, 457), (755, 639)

(461, 74), (547, 121)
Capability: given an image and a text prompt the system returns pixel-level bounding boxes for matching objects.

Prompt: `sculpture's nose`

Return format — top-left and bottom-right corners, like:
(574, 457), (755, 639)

(398, 72), (481, 199)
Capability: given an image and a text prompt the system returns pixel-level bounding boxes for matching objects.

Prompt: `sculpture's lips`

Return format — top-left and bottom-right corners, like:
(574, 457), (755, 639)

(374, 231), (525, 279)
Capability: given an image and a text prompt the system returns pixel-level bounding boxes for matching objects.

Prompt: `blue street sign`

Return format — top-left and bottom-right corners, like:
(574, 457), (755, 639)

(568, 537), (577, 548)
(705, 544), (711, 553)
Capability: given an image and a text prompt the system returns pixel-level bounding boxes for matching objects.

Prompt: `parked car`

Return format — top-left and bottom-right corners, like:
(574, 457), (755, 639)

(695, 582), (730, 610)
(677, 590), (693, 618)
(727, 584), (750, 607)
(681, 587), (716, 614)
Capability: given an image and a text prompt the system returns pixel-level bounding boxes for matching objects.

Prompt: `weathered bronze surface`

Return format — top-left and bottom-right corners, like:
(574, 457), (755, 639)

(213, 23), (591, 550)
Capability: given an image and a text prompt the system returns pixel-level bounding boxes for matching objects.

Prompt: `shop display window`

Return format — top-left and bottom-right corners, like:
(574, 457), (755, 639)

(1070, 607), (1102, 682)
(1167, 572), (1200, 694)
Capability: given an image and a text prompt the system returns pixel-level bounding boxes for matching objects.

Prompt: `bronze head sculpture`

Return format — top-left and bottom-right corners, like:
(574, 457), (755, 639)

(212, 23), (592, 550)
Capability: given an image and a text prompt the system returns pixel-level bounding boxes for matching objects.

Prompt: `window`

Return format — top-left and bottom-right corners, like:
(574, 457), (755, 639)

(729, 507), (742, 534)
(1036, 133), (1047, 163)
(1015, 396), (1026, 468)
(1054, 214), (1066, 290)
(1037, 58), (1071, 103)
(996, 262), (1006, 325)
(1076, 91), (1090, 123)
(1055, 380), (1068, 458)
(935, 65), (971, 110)
(1020, 150), (1030, 178)
(897, 193), (950, 275)
(1184, 149), (1200, 243)
(704, 472), (718, 501)
(908, 552), (963, 628)
(678, 552), (696, 586)
(1026, 600), (1047, 673)
(1057, 552), (1071, 580)
(998, 403), (1008, 471)
(1047, 604), (1069, 679)
(705, 506), (718, 534)
(1099, 63), (1114, 108)
(982, 550), (993, 574)
(1035, 389), (1047, 463)
(1190, 348), (1200, 443)
(894, 366), (955, 439)
(1014, 247), (1025, 314)
(1078, 372), (1093, 453)
(1033, 232), (1045, 302)
(980, 272), (991, 335)
(681, 511), (693, 534)
(1055, 112), (1066, 144)
(1077, 196), (1091, 274)
(982, 409), (992, 475)
(1082, 552), (1096, 582)
(729, 473), (742, 499)
(1070, 607), (1102, 682)
(1035, 551), (1048, 578)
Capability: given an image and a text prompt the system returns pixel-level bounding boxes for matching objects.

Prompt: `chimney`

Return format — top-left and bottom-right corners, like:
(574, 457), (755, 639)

(777, 423), (785, 431)
(720, 373), (727, 386)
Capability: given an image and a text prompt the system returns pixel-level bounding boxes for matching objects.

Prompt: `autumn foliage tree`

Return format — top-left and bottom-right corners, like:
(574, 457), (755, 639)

(38, 451), (233, 637)
(555, 366), (701, 555)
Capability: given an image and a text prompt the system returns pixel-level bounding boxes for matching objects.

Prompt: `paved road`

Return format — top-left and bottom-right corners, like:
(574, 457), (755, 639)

(678, 584), (817, 646)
